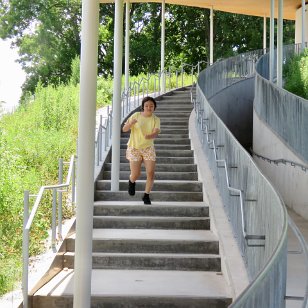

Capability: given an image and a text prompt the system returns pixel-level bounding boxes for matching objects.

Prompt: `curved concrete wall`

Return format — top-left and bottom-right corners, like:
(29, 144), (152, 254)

(253, 111), (308, 220)
(209, 78), (254, 150)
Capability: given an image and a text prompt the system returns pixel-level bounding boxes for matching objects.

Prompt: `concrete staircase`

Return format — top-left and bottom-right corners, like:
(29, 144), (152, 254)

(31, 89), (232, 307)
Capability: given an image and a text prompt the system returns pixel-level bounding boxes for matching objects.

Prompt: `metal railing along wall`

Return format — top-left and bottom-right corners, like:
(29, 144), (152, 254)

(194, 50), (288, 307)
(255, 43), (308, 164)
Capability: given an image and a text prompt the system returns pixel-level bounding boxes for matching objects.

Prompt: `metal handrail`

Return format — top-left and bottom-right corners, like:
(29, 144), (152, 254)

(251, 149), (308, 172)
(22, 155), (76, 308)
(195, 100), (265, 242)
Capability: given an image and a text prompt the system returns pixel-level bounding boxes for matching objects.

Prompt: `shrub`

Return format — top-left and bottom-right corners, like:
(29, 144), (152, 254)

(284, 48), (308, 99)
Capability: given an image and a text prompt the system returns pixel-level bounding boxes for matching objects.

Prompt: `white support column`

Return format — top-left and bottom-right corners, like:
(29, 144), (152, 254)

(161, 0), (166, 93)
(73, 0), (99, 307)
(111, 0), (124, 191)
(269, 0), (275, 82)
(302, 0), (306, 50)
(263, 15), (267, 54)
(210, 7), (214, 65)
(277, 0), (283, 87)
(125, 0), (130, 93)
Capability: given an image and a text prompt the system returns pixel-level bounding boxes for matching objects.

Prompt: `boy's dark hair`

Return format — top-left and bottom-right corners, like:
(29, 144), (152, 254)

(141, 96), (157, 111)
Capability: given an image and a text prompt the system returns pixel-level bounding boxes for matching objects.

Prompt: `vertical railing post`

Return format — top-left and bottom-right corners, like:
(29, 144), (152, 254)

(99, 115), (103, 161)
(22, 190), (30, 308)
(96, 137), (100, 166)
(58, 158), (63, 240)
(181, 66), (184, 87)
(191, 67), (194, 85)
(104, 119), (108, 151)
(169, 68), (171, 90)
(51, 188), (57, 248)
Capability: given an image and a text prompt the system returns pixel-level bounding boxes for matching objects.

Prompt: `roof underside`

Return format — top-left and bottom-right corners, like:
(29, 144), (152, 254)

(99, 0), (305, 20)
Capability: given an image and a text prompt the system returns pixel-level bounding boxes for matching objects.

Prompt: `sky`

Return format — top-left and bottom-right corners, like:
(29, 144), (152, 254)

(0, 39), (26, 113)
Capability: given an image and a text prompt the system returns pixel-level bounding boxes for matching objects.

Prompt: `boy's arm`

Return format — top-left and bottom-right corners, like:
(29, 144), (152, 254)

(122, 117), (137, 132)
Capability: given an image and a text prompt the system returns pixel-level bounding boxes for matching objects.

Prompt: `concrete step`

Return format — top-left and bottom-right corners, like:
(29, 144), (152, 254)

(92, 216), (210, 230)
(93, 201), (209, 217)
(94, 190), (203, 202)
(103, 163), (197, 172)
(120, 156), (195, 164)
(159, 124), (189, 130)
(157, 128), (189, 134)
(96, 180), (202, 192)
(156, 106), (193, 112)
(156, 99), (192, 104)
(101, 170), (198, 181)
(66, 229), (219, 254)
(155, 112), (191, 117)
(120, 149), (194, 157)
(32, 269), (232, 307)
(160, 119), (189, 125)
(157, 96), (193, 103)
(64, 252), (221, 271)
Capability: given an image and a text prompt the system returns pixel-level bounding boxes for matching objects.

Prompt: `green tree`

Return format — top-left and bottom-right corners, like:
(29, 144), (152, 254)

(0, 0), (82, 96)
(0, 1), (295, 96)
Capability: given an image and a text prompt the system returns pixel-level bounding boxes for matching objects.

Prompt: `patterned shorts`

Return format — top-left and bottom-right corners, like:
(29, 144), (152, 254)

(126, 146), (156, 162)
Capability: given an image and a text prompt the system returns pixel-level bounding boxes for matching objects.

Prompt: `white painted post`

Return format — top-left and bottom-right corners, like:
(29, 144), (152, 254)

(263, 15), (267, 54)
(210, 7), (214, 65)
(22, 191), (30, 308)
(111, 0), (124, 191)
(269, 0), (275, 82)
(125, 1), (130, 101)
(73, 0), (99, 307)
(302, 0), (306, 50)
(161, 0), (166, 93)
(277, 0), (283, 88)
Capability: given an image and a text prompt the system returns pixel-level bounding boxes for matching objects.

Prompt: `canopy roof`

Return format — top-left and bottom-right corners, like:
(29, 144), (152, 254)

(100, 0), (305, 20)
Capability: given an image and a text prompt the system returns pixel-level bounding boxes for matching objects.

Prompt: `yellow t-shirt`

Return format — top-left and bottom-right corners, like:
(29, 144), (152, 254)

(126, 112), (160, 149)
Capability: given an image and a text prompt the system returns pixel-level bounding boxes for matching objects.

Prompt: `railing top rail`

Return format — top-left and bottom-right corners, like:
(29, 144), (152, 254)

(25, 154), (75, 231)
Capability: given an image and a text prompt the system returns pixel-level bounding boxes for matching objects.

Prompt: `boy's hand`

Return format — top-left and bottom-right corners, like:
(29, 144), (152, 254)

(145, 128), (160, 139)
(130, 118), (138, 125)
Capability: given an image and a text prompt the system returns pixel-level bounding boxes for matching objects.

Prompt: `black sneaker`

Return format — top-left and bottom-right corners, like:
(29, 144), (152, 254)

(128, 180), (135, 196)
(142, 193), (151, 205)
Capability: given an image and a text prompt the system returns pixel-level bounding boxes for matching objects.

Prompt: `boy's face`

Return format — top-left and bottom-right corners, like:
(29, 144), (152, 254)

(143, 100), (155, 115)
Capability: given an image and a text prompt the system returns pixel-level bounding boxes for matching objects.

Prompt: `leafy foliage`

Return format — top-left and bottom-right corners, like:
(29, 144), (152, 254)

(284, 48), (308, 99)
(0, 0), (82, 95)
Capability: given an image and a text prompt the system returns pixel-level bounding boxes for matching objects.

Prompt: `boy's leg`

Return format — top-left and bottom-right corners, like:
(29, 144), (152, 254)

(127, 161), (141, 196)
(129, 160), (142, 182)
(143, 160), (155, 194)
